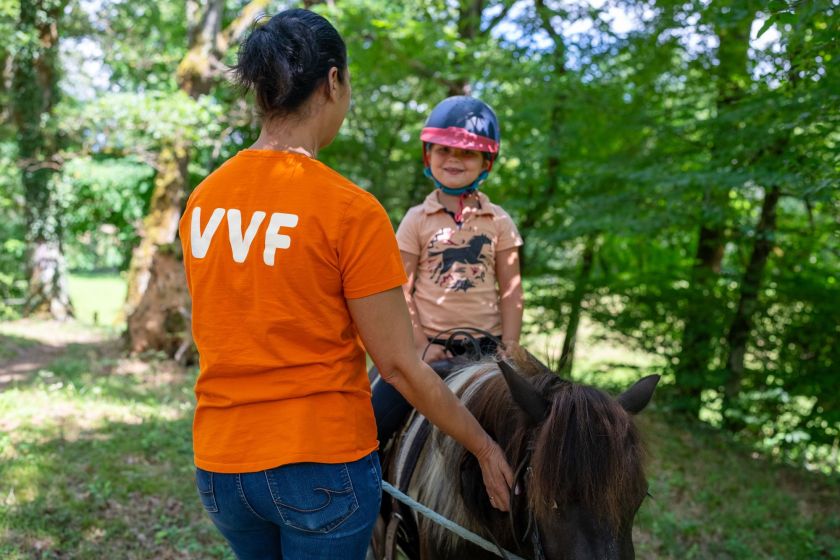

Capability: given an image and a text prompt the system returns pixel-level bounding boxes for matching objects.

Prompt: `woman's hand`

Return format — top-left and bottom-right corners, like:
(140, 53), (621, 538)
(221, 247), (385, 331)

(474, 435), (514, 512)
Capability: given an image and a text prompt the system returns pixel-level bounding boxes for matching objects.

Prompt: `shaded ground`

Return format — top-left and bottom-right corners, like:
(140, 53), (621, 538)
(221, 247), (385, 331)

(0, 320), (114, 390)
(1, 319), (838, 559)
(0, 320), (215, 560)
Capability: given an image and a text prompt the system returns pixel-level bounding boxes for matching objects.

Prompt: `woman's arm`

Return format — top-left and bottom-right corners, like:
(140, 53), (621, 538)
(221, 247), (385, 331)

(496, 247), (523, 351)
(347, 287), (513, 511)
(401, 250), (447, 362)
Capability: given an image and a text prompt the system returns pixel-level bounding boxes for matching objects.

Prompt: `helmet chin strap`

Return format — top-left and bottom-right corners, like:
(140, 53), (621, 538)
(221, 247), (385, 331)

(424, 168), (489, 196)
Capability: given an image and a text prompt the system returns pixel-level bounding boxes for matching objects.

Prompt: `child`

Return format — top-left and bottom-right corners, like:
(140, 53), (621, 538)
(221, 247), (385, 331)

(372, 96), (524, 445)
(399, 95), (524, 362)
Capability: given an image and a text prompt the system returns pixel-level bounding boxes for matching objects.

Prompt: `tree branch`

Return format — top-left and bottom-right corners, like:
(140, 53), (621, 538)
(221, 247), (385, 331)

(481, 0), (516, 36)
(217, 0), (273, 55)
(535, 0), (563, 47)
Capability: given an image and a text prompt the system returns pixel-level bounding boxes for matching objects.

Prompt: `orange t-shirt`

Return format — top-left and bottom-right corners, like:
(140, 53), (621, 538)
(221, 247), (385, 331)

(179, 150), (406, 473)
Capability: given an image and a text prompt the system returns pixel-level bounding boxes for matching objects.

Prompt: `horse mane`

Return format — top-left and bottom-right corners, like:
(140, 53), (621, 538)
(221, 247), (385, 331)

(457, 352), (647, 534)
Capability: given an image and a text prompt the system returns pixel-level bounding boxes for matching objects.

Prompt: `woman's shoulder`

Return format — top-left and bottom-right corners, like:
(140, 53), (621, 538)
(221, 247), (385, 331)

(299, 158), (355, 190)
(308, 160), (385, 206)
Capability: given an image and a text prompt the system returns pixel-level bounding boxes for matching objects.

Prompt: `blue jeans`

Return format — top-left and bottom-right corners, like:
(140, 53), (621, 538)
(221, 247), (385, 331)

(195, 452), (381, 559)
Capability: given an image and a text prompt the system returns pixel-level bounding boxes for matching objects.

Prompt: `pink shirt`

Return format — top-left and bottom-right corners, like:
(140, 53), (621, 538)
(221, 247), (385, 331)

(396, 191), (523, 338)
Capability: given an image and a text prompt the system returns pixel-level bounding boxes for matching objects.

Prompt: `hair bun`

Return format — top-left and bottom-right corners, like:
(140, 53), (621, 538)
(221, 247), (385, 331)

(232, 9), (347, 118)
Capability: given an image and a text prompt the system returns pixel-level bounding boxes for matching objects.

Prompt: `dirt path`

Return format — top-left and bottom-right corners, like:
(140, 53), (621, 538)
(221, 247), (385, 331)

(0, 319), (115, 390)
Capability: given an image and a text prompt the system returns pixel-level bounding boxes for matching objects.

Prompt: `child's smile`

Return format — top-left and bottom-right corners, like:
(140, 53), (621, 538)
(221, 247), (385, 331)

(429, 144), (489, 189)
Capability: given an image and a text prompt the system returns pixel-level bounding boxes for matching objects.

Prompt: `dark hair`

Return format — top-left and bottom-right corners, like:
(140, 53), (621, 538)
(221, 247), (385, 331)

(232, 9), (347, 119)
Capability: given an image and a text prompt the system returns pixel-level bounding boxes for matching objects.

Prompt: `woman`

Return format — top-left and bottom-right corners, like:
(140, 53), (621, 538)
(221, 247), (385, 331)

(178, 9), (513, 560)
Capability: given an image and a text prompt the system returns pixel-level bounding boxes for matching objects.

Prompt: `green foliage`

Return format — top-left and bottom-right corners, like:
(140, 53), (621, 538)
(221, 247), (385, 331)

(59, 158), (155, 270)
(1, 0), (837, 471)
(59, 91), (226, 155)
(0, 142), (26, 318)
(82, 0), (188, 91)
(53, 91), (226, 272)
(486, 0), (840, 467)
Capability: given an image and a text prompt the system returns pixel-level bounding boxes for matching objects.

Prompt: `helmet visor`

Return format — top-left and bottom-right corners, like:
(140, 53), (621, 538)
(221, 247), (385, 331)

(420, 126), (499, 154)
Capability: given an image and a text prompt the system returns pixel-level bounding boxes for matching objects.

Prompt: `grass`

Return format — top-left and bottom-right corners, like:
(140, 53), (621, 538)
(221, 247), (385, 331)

(1, 336), (837, 559)
(1, 286), (838, 558)
(0, 340), (233, 559)
(67, 272), (127, 328)
(0, 333), (38, 362)
(633, 412), (840, 559)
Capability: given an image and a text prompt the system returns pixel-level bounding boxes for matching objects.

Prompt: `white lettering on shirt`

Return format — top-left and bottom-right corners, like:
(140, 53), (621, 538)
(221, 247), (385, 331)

(263, 213), (299, 266)
(191, 207), (225, 258)
(190, 207), (299, 266)
(227, 209), (266, 263)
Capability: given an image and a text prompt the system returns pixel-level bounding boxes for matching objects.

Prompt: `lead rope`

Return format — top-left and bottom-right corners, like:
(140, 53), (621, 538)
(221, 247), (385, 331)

(381, 482), (526, 560)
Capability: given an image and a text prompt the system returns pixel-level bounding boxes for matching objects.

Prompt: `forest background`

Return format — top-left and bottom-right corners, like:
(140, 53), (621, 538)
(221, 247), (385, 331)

(0, 0), (838, 558)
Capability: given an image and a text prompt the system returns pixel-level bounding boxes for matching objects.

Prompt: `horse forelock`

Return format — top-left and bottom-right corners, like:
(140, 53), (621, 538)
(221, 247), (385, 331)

(455, 357), (647, 535)
(406, 358), (646, 556)
(529, 382), (647, 533)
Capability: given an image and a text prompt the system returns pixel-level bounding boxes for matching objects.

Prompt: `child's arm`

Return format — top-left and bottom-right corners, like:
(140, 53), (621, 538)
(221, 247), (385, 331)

(496, 247), (523, 351)
(401, 251), (447, 362)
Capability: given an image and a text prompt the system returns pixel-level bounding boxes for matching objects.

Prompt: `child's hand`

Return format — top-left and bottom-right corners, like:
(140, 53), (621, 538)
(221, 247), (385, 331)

(498, 340), (520, 359)
(420, 343), (449, 363)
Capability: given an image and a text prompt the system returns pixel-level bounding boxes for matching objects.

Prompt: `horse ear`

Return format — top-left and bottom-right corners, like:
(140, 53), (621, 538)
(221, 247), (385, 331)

(498, 359), (550, 424)
(617, 374), (660, 414)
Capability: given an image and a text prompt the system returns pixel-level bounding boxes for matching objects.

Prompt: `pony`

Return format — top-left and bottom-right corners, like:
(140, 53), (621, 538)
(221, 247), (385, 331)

(375, 352), (659, 560)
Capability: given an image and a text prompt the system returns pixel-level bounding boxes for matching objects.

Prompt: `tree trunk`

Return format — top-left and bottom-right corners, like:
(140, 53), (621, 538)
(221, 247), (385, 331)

(518, 1), (566, 274)
(2, 52), (13, 125)
(446, 0), (486, 96)
(125, 0), (274, 357)
(12, 0), (73, 320)
(674, 4), (753, 416)
(124, 142), (189, 330)
(559, 235), (597, 376)
(126, 242), (193, 359)
(722, 185), (781, 430)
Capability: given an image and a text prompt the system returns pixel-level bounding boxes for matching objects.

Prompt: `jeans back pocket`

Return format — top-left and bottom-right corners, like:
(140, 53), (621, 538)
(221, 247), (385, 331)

(195, 467), (219, 513)
(265, 462), (359, 534)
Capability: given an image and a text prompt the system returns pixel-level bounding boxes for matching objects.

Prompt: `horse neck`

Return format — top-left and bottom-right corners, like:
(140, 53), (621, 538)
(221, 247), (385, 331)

(407, 367), (511, 552)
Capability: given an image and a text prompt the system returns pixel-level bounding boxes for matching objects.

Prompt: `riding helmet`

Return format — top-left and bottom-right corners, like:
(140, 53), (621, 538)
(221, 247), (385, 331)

(420, 96), (500, 194)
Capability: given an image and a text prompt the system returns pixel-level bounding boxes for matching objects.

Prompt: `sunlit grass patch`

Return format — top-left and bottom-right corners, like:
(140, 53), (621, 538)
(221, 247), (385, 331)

(0, 318), (109, 346)
(523, 312), (667, 393)
(68, 272), (127, 328)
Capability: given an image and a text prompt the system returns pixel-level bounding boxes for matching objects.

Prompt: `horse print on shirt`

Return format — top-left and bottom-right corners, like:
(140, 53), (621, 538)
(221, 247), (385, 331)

(427, 233), (493, 292)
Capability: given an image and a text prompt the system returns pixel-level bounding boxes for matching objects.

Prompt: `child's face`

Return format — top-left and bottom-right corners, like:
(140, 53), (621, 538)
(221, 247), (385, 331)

(428, 144), (490, 191)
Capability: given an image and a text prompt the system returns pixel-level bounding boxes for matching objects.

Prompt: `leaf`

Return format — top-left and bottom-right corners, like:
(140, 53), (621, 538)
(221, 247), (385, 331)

(755, 17), (775, 39)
